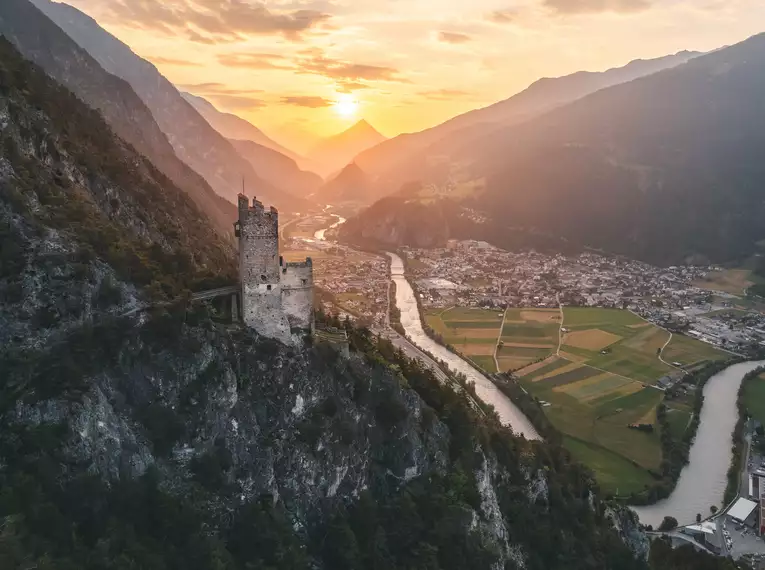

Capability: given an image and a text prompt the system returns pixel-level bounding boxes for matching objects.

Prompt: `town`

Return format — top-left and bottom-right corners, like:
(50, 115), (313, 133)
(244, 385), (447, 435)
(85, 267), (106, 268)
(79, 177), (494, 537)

(401, 240), (765, 357)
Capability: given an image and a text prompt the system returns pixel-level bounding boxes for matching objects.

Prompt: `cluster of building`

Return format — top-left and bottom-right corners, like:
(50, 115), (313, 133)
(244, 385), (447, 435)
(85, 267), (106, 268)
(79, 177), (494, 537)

(402, 240), (765, 354)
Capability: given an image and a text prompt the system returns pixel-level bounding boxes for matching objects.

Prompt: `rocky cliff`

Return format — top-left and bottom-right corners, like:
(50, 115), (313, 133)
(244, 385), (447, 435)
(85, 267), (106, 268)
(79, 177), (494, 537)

(0, 35), (654, 570)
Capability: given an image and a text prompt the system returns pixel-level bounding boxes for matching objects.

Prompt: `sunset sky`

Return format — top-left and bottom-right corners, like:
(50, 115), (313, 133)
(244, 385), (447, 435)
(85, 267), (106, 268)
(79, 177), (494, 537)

(66, 0), (765, 150)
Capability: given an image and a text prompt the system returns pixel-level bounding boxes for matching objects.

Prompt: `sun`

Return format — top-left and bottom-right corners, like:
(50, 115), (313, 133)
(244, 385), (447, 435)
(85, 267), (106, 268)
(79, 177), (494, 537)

(334, 94), (358, 118)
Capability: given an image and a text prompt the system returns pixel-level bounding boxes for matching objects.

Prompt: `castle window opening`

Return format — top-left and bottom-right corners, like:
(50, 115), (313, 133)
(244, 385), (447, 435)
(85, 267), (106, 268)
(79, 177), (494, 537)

(267, 285), (272, 291)
(302, 279), (307, 285)
(261, 275), (266, 282)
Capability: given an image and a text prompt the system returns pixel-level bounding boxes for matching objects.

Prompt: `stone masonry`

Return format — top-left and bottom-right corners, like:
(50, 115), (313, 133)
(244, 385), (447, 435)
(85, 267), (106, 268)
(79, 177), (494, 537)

(235, 194), (314, 344)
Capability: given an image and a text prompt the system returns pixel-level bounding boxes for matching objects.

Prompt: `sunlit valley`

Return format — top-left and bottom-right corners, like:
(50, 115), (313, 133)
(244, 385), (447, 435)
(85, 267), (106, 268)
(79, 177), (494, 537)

(4, 0), (765, 568)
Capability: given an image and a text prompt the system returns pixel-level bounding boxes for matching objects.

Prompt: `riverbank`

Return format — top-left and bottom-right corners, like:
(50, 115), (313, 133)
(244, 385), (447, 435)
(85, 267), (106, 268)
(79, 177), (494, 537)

(632, 360), (765, 527)
(387, 252), (540, 439)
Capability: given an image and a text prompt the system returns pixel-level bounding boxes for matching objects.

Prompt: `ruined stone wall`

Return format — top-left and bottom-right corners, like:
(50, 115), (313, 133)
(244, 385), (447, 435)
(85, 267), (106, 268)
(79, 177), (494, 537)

(281, 259), (314, 332)
(243, 284), (292, 343)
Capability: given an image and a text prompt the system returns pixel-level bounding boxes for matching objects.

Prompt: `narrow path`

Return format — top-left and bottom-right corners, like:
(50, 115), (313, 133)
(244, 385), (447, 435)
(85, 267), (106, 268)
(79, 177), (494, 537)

(658, 331), (676, 369)
(627, 309), (687, 375)
(494, 308), (508, 373)
(556, 294), (565, 357)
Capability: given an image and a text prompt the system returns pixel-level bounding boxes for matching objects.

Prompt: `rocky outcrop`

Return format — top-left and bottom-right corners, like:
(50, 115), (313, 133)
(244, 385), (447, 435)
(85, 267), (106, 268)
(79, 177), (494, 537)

(0, 35), (650, 570)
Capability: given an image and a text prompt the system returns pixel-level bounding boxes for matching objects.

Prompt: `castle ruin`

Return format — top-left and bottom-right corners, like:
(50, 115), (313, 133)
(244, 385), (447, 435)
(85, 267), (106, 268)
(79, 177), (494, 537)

(234, 194), (314, 344)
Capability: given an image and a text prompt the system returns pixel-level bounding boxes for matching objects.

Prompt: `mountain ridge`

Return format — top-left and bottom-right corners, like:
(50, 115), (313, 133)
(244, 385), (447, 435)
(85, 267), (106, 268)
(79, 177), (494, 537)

(352, 50), (701, 199)
(230, 138), (323, 198)
(345, 32), (765, 266)
(308, 119), (387, 177)
(0, 0), (238, 238)
(180, 91), (311, 168)
(28, 0), (309, 213)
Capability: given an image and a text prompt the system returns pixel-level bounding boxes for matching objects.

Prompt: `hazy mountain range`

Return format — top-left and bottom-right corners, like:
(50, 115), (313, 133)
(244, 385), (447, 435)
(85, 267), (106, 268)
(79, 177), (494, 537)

(343, 32), (765, 266)
(308, 119), (387, 177)
(0, 0), (238, 237)
(313, 162), (373, 204)
(352, 50), (701, 200)
(25, 0), (309, 213)
(180, 92), (309, 167)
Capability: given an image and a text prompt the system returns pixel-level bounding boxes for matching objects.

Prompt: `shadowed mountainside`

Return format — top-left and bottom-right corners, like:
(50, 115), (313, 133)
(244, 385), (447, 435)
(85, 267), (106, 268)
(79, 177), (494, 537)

(181, 91), (312, 169)
(353, 51), (700, 200)
(345, 34), (765, 266)
(28, 0), (310, 213)
(0, 0), (238, 237)
(230, 138), (323, 199)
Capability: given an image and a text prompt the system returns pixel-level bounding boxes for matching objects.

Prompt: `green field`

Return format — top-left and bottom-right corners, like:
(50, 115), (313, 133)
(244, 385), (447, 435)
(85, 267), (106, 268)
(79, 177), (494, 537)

(743, 373), (765, 425)
(563, 437), (656, 496)
(662, 334), (729, 367)
(425, 305), (729, 494)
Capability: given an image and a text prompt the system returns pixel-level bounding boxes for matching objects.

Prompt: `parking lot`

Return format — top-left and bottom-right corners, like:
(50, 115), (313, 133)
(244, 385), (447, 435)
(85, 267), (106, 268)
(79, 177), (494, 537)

(719, 515), (765, 560)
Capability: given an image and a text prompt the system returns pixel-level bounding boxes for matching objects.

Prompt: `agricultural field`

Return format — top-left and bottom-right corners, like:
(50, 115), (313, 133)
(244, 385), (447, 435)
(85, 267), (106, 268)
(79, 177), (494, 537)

(517, 307), (727, 494)
(423, 305), (730, 494)
(662, 334), (729, 367)
(497, 308), (560, 372)
(424, 307), (505, 373)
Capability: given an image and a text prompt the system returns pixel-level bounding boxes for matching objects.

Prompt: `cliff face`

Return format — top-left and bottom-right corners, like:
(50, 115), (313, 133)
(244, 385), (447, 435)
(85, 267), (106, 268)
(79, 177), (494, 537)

(0, 37), (649, 570)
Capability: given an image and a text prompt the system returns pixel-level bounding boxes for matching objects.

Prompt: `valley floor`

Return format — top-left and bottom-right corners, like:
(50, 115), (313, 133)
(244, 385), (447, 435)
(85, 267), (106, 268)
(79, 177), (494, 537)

(426, 305), (728, 495)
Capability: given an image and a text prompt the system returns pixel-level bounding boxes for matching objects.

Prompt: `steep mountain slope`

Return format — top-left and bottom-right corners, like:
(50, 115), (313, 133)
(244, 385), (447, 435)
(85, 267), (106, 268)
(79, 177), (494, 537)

(230, 138), (323, 199)
(353, 51), (700, 196)
(181, 91), (311, 168)
(0, 38), (656, 570)
(347, 33), (765, 266)
(28, 0), (307, 212)
(0, 0), (237, 237)
(314, 162), (373, 204)
(309, 119), (387, 177)
(463, 32), (765, 265)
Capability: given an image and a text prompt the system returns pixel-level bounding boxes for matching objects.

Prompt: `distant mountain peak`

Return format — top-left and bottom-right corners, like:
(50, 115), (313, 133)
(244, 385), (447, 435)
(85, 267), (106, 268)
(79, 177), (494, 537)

(351, 118), (377, 131)
(308, 120), (387, 177)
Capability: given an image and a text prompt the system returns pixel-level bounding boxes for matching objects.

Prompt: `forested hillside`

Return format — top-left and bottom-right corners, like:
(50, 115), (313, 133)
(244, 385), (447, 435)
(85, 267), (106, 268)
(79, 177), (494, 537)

(347, 32), (765, 266)
(0, 35), (662, 570)
(28, 0), (309, 213)
(0, 32), (740, 570)
(463, 32), (765, 265)
(0, 0), (237, 237)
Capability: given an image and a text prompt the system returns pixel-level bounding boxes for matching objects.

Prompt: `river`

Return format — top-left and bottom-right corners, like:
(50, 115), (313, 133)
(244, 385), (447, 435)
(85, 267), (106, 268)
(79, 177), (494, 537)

(314, 217), (758, 506)
(314, 215), (346, 241)
(632, 359), (765, 527)
(387, 252), (540, 440)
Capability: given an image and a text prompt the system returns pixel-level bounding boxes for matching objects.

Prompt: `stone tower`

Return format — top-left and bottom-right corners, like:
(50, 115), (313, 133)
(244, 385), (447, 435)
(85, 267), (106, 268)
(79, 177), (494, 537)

(234, 193), (314, 343)
(235, 194), (291, 341)
(281, 258), (314, 333)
